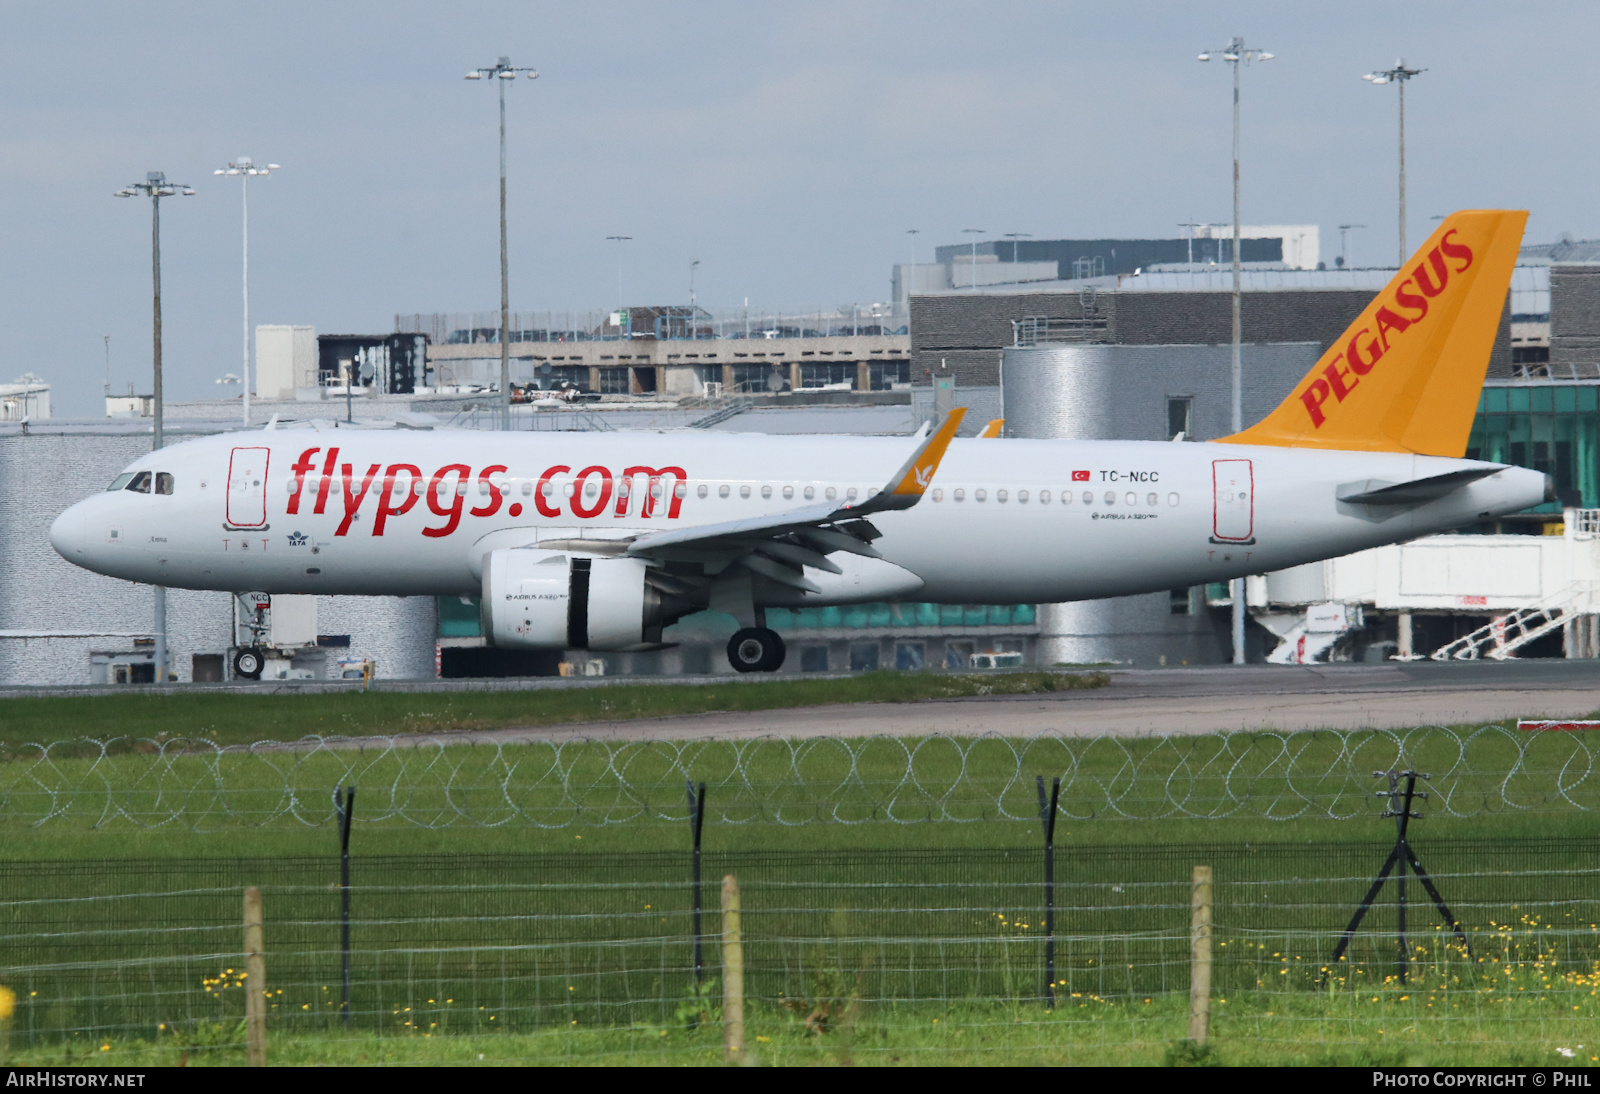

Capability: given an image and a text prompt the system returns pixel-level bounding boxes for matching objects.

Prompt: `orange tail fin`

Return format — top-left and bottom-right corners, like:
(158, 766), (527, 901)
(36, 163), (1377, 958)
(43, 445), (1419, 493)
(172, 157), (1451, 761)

(1221, 209), (1526, 456)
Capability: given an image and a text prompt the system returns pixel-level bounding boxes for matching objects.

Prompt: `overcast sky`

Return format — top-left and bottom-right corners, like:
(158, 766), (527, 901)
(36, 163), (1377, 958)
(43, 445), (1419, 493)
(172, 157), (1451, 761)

(5, 1), (1595, 415)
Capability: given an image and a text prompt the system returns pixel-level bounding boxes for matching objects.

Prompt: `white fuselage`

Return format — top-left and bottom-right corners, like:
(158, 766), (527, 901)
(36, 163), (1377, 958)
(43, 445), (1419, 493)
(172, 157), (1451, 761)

(50, 427), (1548, 604)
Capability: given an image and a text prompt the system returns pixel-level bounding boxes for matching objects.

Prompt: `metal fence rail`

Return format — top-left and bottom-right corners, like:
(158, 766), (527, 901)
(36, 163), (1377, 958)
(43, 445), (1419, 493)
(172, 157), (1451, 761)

(2, 726), (1597, 830)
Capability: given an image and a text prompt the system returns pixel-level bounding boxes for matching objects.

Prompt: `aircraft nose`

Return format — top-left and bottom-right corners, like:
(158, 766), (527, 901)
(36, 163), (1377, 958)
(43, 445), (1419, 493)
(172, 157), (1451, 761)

(49, 504), (86, 561)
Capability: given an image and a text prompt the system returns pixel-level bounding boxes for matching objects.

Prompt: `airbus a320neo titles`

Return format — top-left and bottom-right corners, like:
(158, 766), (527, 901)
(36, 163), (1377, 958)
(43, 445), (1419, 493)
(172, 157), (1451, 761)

(53, 210), (1547, 674)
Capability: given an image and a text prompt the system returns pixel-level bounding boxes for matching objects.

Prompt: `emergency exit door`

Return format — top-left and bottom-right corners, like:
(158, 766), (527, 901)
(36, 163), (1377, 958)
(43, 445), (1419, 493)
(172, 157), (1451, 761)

(227, 447), (270, 528)
(1212, 459), (1254, 543)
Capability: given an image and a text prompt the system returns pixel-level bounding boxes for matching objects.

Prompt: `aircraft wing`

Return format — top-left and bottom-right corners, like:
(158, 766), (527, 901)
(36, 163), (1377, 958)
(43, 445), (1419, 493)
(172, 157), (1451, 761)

(614, 409), (966, 590)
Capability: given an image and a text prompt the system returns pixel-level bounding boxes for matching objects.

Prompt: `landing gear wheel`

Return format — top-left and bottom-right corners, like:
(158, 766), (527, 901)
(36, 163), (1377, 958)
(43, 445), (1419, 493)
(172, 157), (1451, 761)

(727, 627), (786, 673)
(233, 647), (265, 680)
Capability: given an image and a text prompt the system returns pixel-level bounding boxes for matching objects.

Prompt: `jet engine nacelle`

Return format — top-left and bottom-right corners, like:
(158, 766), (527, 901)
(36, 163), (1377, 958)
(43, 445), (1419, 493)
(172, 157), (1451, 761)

(481, 547), (671, 650)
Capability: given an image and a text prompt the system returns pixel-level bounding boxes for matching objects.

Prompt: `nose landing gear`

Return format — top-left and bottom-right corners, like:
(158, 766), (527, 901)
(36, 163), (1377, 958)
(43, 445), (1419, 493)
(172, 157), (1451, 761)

(232, 647), (265, 680)
(727, 627), (785, 673)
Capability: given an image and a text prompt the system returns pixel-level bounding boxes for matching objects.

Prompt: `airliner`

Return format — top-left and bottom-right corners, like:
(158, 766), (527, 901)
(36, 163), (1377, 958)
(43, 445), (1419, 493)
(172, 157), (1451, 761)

(52, 211), (1546, 674)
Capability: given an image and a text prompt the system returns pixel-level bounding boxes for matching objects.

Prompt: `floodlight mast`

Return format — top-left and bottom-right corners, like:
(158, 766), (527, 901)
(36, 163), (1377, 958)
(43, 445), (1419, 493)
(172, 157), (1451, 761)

(466, 56), (538, 427)
(961, 229), (986, 290)
(212, 158), (280, 425)
(1199, 36), (1273, 667)
(1363, 60), (1425, 265)
(115, 170), (194, 688)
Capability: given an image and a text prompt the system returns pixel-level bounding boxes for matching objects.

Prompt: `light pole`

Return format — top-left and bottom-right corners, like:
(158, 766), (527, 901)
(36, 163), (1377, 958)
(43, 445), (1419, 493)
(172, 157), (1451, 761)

(904, 229), (920, 316)
(466, 56), (539, 428)
(213, 158), (280, 425)
(689, 259), (700, 339)
(1199, 37), (1273, 666)
(1363, 61), (1425, 265)
(961, 228), (986, 289)
(1179, 222), (1203, 264)
(115, 170), (194, 687)
(1002, 233), (1032, 278)
(1338, 223), (1366, 268)
(606, 236), (632, 334)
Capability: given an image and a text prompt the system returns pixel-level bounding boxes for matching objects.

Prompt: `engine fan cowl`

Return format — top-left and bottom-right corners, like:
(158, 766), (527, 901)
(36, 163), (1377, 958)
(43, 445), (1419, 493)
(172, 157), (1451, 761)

(481, 547), (681, 651)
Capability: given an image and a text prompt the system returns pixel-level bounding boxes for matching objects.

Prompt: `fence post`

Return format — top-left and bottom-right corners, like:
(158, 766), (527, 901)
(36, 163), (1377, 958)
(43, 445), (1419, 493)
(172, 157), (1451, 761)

(1187, 865), (1213, 1045)
(1035, 775), (1061, 1007)
(243, 886), (267, 1067)
(336, 786), (356, 1026)
(688, 780), (707, 984)
(721, 874), (744, 1063)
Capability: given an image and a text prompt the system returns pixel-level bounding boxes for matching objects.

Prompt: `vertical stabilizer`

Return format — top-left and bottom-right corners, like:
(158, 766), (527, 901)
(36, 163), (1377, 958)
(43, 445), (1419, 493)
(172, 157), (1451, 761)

(1221, 209), (1526, 456)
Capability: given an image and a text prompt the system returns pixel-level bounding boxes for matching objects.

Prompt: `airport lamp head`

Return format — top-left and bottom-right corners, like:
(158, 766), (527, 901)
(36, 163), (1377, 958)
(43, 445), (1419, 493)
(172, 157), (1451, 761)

(466, 57), (538, 82)
(117, 172), (192, 199)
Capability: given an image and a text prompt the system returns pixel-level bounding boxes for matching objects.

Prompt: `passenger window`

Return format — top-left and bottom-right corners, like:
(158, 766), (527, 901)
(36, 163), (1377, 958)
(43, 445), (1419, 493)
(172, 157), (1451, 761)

(740, 485), (751, 499)
(931, 488), (943, 502)
(697, 484), (708, 498)
(997, 489), (1008, 503)
(108, 473), (135, 492)
(125, 471), (152, 494)
(1018, 489), (1028, 503)
(846, 487), (858, 501)
(1147, 492), (1158, 506)
(953, 488), (965, 502)
(1168, 492), (1180, 507)
(155, 473), (174, 495)
(974, 488), (986, 502)
(1040, 490), (1051, 504)
(521, 481), (533, 496)
(782, 485), (794, 499)
(804, 485), (815, 500)
(719, 484), (730, 498)
(761, 485), (772, 499)
(825, 486), (837, 501)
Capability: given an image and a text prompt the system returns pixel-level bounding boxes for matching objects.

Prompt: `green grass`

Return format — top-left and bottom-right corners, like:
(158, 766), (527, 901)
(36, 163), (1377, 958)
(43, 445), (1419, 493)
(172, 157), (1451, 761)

(17, 993), (1597, 1067)
(0, 716), (1597, 858)
(0, 671), (1106, 748)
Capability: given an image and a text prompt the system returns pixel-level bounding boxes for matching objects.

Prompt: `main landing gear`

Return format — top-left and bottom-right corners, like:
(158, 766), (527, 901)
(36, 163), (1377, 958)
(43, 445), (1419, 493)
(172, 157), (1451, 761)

(727, 627), (786, 673)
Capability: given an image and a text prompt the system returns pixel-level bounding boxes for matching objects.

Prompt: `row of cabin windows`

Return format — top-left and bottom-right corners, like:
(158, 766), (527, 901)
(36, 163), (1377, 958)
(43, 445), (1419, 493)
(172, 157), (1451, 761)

(931, 487), (1180, 507)
(108, 471), (174, 495)
(282, 475), (1182, 510)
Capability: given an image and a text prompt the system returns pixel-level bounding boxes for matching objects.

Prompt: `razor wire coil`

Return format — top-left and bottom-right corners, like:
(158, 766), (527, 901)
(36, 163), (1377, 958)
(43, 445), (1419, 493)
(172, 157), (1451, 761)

(0, 724), (1595, 830)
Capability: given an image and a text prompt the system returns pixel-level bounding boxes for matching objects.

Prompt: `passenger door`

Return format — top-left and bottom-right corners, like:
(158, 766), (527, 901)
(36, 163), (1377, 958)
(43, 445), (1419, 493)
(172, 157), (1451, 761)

(227, 447), (270, 528)
(1212, 459), (1254, 543)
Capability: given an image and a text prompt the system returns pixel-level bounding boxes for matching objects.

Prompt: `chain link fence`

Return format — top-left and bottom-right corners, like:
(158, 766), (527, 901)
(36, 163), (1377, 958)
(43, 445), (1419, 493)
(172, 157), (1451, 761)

(0, 842), (1595, 1064)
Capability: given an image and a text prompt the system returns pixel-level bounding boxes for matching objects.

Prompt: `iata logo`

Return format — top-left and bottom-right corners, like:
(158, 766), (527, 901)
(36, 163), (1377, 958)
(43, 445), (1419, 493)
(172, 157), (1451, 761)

(285, 447), (688, 538)
(1072, 470), (1091, 482)
(1299, 229), (1474, 428)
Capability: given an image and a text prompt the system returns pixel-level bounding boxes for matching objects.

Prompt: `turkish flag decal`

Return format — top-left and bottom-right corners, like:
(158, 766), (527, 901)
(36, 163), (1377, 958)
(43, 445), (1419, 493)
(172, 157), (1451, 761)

(1071, 470), (1091, 482)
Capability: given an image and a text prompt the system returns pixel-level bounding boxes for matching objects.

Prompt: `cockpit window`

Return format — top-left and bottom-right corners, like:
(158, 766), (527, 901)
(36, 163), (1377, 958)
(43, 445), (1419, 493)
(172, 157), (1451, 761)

(155, 472), (174, 495)
(107, 473), (136, 492)
(125, 471), (152, 494)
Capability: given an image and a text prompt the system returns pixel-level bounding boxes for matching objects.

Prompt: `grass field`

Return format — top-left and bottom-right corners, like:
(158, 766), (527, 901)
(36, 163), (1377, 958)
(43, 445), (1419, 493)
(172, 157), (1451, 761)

(0, 715), (1595, 858)
(2, 676), (1598, 1066)
(17, 995), (1594, 1068)
(0, 670), (1105, 748)
(3, 842), (1597, 1068)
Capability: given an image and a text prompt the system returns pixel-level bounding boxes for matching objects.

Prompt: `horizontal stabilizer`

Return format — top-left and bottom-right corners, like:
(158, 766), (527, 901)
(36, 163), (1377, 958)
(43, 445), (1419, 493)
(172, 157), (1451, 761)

(1336, 467), (1503, 506)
